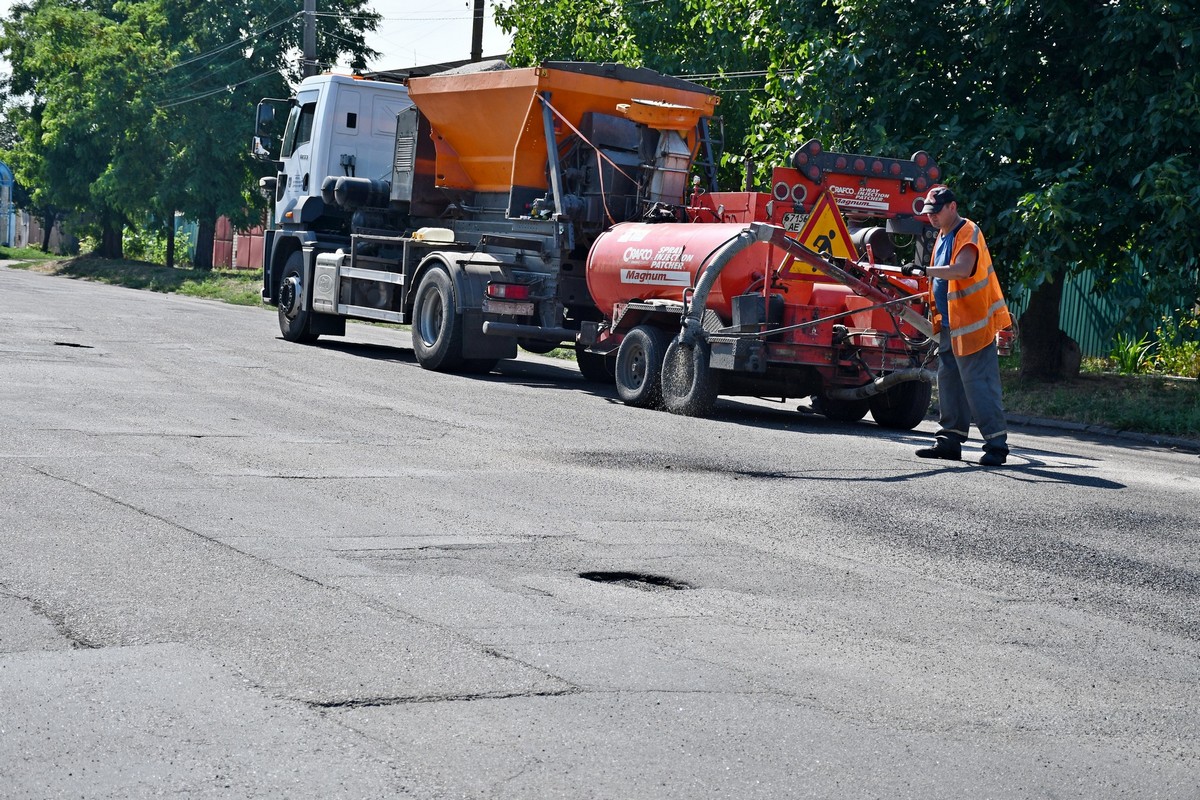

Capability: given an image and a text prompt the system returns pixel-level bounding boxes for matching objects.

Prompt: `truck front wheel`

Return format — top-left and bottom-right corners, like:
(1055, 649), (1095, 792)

(412, 266), (465, 371)
(615, 325), (672, 408)
(661, 336), (718, 417)
(278, 251), (317, 343)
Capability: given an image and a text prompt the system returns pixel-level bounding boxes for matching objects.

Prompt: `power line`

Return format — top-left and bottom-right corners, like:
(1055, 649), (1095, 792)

(156, 67), (281, 109)
(677, 70), (795, 80)
(315, 13), (477, 22)
(167, 13), (301, 73)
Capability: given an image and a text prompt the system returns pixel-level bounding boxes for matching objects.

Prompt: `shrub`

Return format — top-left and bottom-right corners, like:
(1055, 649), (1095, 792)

(123, 226), (193, 266)
(1153, 312), (1200, 379)
(1110, 331), (1155, 374)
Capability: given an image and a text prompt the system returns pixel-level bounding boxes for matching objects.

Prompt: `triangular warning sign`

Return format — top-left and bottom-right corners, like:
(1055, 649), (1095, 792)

(784, 190), (859, 277)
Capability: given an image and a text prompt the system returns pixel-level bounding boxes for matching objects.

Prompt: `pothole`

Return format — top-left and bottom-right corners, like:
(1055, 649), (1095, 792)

(579, 571), (693, 591)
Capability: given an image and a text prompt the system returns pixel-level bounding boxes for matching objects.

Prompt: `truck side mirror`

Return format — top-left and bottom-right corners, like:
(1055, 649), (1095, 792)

(256, 104), (275, 136)
(252, 100), (285, 161)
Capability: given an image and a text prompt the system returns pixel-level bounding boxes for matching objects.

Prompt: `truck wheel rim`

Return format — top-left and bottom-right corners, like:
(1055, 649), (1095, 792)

(280, 275), (301, 318)
(417, 287), (444, 346)
(619, 342), (648, 390)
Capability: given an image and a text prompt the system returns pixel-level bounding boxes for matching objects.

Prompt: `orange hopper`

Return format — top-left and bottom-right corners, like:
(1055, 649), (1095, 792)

(405, 63), (719, 195)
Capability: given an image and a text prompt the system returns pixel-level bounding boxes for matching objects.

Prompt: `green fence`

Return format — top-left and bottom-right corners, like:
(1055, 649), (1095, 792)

(1008, 265), (1196, 358)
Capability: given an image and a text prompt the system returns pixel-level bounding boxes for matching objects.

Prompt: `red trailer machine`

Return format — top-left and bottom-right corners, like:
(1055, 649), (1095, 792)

(584, 140), (942, 428)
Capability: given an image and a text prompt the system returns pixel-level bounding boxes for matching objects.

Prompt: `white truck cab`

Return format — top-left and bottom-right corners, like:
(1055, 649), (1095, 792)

(257, 74), (412, 228)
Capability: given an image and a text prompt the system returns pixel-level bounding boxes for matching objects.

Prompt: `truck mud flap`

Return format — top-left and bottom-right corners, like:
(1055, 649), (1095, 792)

(463, 309), (517, 359)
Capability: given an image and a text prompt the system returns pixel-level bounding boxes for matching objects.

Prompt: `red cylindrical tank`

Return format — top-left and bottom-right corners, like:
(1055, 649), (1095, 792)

(586, 222), (776, 321)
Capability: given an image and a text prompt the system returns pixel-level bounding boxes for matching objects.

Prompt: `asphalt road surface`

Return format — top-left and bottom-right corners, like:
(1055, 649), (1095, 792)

(2, 265), (1197, 799)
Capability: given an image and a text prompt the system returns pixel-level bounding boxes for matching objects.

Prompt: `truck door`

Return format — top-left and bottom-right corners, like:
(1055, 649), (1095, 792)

(276, 89), (319, 226)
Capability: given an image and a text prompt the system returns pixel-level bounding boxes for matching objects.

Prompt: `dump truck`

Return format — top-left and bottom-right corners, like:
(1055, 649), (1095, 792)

(254, 61), (942, 428)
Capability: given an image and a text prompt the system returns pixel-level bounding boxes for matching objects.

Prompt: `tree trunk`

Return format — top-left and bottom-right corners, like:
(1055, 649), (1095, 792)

(194, 217), (215, 271)
(99, 217), (123, 259)
(40, 210), (57, 252)
(1019, 275), (1070, 381)
(166, 218), (176, 269)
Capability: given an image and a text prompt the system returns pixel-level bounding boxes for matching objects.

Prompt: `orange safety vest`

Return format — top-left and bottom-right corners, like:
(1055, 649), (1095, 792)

(929, 219), (1012, 357)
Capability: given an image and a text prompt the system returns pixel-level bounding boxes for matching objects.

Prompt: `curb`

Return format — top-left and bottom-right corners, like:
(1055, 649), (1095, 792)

(1006, 413), (1200, 455)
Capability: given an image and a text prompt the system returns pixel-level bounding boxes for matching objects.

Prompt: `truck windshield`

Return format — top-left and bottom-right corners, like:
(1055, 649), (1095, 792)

(280, 102), (316, 158)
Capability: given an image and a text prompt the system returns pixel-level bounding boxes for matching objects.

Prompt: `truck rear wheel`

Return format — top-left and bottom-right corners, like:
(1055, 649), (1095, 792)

(412, 266), (465, 371)
(661, 336), (718, 417)
(278, 251), (317, 343)
(615, 325), (672, 408)
(869, 379), (932, 430)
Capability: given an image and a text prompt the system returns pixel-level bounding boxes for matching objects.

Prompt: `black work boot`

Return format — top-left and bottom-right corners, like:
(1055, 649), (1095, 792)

(915, 441), (962, 461)
(979, 449), (1008, 467)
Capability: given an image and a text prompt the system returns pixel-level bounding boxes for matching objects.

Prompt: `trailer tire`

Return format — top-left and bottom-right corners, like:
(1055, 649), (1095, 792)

(661, 336), (718, 417)
(812, 394), (870, 423)
(575, 343), (615, 384)
(278, 251), (318, 343)
(412, 266), (465, 371)
(615, 325), (672, 408)
(869, 379), (932, 430)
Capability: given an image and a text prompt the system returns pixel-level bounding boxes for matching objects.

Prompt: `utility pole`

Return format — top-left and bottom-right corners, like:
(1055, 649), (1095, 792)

(470, 0), (484, 62)
(303, 0), (317, 77)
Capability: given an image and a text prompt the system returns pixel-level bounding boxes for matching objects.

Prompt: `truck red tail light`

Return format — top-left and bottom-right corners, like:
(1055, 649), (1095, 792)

(486, 283), (532, 300)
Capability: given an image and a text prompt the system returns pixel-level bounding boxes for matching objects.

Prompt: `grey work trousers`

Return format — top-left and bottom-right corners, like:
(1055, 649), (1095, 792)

(935, 332), (1009, 455)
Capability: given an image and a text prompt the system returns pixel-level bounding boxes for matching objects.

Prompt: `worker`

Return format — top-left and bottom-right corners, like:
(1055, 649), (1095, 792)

(904, 185), (1013, 466)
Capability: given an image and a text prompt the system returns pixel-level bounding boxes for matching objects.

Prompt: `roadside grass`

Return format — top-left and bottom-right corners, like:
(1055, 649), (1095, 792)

(8, 254), (264, 307)
(7, 254), (1198, 443)
(0, 245), (59, 262)
(998, 367), (1198, 440)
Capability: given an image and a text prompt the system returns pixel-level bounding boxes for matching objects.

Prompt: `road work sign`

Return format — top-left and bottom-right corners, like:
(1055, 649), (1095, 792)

(784, 190), (858, 276)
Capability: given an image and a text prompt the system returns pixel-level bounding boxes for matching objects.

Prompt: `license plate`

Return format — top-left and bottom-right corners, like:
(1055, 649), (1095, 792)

(483, 297), (534, 317)
(782, 212), (807, 232)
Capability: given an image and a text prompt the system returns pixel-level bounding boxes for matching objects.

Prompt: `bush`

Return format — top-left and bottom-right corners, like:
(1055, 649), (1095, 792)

(1110, 331), (1155, 374)
(1153, 312), (1200, 379)
(123, 226), (193, 267)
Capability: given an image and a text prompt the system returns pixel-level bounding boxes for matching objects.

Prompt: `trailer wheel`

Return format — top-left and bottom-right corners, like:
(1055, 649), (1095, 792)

(575, 343), (615, 384)
(615, 325), (672, 408)
(869, 379), (932, 430)
(812, 395), (870, 423)
(278, 251), (317, 343)
(661, 336), (718, 417)
(412, 266), (465, 371)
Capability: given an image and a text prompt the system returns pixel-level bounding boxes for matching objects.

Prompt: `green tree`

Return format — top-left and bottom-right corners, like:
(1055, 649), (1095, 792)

(2, 0), (167, 257)
(758, 0), (1198, 380)
(1, 0), (379, 266)
(147, 0), (379, 268)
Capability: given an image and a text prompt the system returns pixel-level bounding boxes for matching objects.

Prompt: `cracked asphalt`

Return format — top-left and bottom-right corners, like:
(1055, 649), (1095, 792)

(1, 265), (1198, 799)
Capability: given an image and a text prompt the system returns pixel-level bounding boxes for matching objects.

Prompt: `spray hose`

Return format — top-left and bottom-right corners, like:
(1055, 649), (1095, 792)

(679, 224), (776, 347)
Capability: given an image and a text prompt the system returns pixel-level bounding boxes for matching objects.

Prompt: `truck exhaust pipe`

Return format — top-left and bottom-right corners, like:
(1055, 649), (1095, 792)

(825, 367), (936, 401)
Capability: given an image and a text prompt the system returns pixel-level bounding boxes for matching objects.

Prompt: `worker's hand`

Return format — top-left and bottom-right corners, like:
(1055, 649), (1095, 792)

(901, 262), (923, 276)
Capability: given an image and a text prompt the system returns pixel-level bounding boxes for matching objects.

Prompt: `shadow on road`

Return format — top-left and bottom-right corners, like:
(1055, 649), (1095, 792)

(307, 338), (1151, 490)
(311, 337), (617, 395)
(312, 339), (416, 364)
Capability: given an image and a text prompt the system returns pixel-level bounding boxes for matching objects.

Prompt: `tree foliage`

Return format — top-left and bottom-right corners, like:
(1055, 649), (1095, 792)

(496, 0), (1198, 379)
(1, 0), (378, 264)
